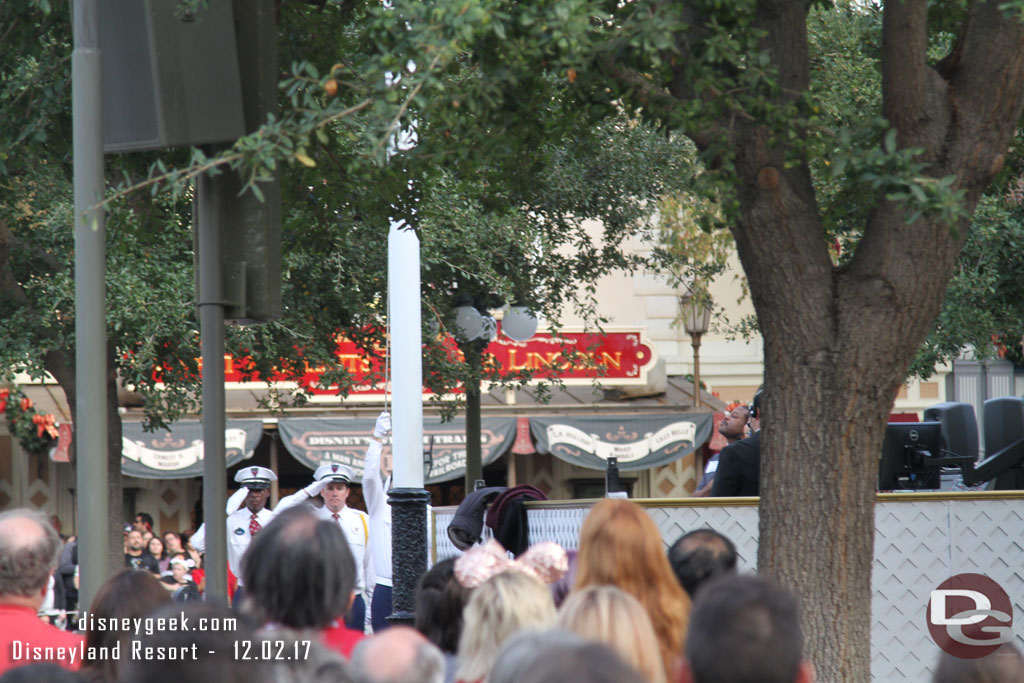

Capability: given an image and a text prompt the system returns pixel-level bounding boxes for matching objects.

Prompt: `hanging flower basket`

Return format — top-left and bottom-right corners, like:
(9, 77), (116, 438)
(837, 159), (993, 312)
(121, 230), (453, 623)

(0, 387), (59, 455)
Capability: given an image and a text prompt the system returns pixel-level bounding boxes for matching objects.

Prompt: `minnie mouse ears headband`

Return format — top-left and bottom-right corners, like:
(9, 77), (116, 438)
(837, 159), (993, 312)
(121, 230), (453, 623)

(454, 540), (568, 589)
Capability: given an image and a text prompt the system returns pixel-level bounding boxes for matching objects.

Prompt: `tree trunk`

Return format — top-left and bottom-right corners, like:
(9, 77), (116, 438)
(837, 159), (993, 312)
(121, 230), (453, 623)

(706, 0), (1024, 679)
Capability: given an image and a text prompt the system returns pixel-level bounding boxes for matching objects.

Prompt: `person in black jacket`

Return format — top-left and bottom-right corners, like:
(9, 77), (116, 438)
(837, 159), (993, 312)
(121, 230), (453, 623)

(711, 388), (763, 497)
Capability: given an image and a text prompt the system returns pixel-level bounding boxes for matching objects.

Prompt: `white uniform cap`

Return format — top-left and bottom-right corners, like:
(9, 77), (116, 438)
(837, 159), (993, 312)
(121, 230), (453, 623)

(234, 466), (278, 490)
(313, 462), (354, 484)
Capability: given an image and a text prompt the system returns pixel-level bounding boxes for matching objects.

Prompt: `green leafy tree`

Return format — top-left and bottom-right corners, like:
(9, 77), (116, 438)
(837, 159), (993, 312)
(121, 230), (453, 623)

(1, 0), (692, 577)
(347, 0), (1024, 678)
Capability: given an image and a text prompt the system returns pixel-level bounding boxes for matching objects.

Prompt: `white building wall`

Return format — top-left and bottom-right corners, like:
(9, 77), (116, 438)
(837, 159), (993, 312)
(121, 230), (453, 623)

(560, 221), (954, 411)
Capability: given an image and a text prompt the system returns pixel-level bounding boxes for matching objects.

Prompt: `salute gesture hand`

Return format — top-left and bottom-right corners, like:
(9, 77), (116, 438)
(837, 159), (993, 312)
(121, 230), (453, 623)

(374, 412), (392, 438)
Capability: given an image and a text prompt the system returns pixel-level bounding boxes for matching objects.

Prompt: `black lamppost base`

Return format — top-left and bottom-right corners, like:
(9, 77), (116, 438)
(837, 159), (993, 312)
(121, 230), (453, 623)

(386, 487), (430, 627)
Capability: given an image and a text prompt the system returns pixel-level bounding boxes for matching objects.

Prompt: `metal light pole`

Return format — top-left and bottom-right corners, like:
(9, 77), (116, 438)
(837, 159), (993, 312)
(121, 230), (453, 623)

(460, 338), (487, 493)
(453, 297), (496, 493)
(683, 294), (712, 409)
(72, 0), (110, 608)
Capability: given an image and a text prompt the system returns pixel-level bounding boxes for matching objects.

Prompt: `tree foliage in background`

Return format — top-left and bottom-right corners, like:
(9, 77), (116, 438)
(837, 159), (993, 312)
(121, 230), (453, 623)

(334, 0), (1024, 679)
(1, 1), (693, 431)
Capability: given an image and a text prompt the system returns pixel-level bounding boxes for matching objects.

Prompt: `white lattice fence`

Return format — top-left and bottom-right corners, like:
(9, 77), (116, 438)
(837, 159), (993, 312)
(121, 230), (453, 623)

(431, 494), (1024, 682)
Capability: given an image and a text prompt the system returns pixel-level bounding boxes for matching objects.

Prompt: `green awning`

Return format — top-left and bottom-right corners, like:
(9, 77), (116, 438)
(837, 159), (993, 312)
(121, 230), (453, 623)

(121, 420), (264, 479)
(529, 413), (713, 470)
(277, 417), (517, 484)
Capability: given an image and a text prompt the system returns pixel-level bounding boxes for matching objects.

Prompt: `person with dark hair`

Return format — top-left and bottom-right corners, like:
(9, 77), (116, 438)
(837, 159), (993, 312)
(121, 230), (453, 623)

(276, 460), (374, 633)
(489, 629), (646, 683)
(351, 626), (445, 683)
(147, 536), (169, 574)
(0, 662), (82, 683)
(158, 554), (201, 602)
(132, 512), (153, 534)
(413, 558), (470, 681)
(667, 528), (738, 598)
(119, 602), (268, 683)
(123, 530), (158, 574)
(711, 388), (763, 497)
(695, 404), (750, 497)
(57, 536), (78, 622)
(241, 506), (365, 658)
(681, 574), (813, 683)
(932, 642), (1024, 683)
(79, 570), (171, 683)
(0, 508), (83, 675)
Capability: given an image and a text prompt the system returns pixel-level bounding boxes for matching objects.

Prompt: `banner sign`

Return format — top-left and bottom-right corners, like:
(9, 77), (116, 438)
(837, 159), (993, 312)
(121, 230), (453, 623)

(277, 417), (517, 484)
(530, 413), (713, 471)
(120, 420), (264, 479)
(211, 328), (655, 398)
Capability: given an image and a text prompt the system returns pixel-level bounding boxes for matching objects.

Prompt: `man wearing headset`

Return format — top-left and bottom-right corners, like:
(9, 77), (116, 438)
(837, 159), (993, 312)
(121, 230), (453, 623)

(711, 388), (763, 497)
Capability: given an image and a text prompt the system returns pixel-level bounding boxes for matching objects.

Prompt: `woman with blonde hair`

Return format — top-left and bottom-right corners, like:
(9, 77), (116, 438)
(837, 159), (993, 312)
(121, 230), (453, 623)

(454, 570), (557, 683)
(557, 585), (667, 683)
(574, 498), (691, 676)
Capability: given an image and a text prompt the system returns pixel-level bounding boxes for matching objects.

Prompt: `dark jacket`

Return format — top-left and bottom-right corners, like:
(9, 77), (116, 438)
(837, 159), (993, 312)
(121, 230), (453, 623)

(710, 431), (761, 497)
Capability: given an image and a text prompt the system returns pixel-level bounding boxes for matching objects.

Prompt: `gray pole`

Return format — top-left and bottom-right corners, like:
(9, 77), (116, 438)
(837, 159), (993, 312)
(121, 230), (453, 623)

(197, 174), (228, 601)
(463, 340), (484, 492)
(72, 0), (109, 610)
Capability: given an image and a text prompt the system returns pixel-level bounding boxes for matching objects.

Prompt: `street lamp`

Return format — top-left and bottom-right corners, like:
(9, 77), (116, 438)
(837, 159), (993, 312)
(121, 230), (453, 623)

(682, 294), (712, 409)
(453, 295), (537, 493)
(454, 296), (493, 493)
(501, 305), (539, 342)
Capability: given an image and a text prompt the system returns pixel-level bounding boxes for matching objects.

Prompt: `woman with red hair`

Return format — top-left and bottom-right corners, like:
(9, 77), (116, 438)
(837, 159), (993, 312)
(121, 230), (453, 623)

(573, 498), (691, 676)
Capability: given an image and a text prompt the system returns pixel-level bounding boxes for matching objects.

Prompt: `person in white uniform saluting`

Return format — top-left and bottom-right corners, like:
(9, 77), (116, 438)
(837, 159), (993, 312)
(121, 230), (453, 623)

(276, 461), (375, 632)
(191, 466), (278, 602)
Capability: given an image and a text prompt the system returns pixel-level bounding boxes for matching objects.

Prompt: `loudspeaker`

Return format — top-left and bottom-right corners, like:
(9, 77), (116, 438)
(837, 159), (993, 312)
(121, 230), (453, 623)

(922, 401), (979, 460)
(99, 0), (245, 152)
(982, 397), (1024, 454)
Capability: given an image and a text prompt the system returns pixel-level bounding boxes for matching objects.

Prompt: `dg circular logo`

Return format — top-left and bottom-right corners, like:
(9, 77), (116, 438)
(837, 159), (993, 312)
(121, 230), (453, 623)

(926, 573), (1013, 659)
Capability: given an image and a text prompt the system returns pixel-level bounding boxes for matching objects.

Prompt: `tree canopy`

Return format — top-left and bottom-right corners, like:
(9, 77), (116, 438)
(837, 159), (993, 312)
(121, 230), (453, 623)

(5, 1), (1024, 677)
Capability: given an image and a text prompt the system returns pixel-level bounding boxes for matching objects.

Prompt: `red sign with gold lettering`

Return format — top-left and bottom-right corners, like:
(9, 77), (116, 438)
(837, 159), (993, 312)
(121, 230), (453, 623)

(219, 328), (656, 396)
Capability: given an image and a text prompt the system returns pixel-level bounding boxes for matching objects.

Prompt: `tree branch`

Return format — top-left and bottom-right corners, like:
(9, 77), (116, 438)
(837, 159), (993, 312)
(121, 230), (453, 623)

(943, 0), (1024, 189)
(881, 0), (930, 145)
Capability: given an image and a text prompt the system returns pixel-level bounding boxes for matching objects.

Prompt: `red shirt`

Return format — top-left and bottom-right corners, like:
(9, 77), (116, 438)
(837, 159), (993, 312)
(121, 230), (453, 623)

(0, 604), (84, 674)
(321, 622), (366, 659)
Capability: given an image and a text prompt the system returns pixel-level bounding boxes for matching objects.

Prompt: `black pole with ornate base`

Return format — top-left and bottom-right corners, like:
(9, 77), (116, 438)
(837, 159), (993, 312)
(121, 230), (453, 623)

(386, 487), (431, 626)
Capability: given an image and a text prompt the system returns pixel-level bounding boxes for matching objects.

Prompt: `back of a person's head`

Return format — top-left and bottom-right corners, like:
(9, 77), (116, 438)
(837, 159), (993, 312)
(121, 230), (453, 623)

(119, 602), (266, 683)
(260, 627), (355, 683)
(490, 629), (646, 683)
(241, 506), (355, 629)
(685, 575), (804, 683)
(0, 663), (82, 683)
(455, 570), (557, 683)
(0, 507), (62, 598)
(82, 570), (171, 681)
(667, 528), (738, 598)
(574, 499), (690, 673)
(933, 643), (1024, 683)
(413, 557), (470, 653)
(557, 585), (666, 683)
(351, 626), (444, 683)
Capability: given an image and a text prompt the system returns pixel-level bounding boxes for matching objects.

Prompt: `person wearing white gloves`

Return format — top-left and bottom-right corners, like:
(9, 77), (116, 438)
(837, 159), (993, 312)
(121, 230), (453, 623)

(276, 461), (375, 632)
(362, 411), (394, 633)
(190, 466), (278, 600)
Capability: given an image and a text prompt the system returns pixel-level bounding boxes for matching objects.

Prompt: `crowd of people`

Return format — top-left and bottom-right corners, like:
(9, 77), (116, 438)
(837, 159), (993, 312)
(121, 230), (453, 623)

(1, 409), (1021, 683)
